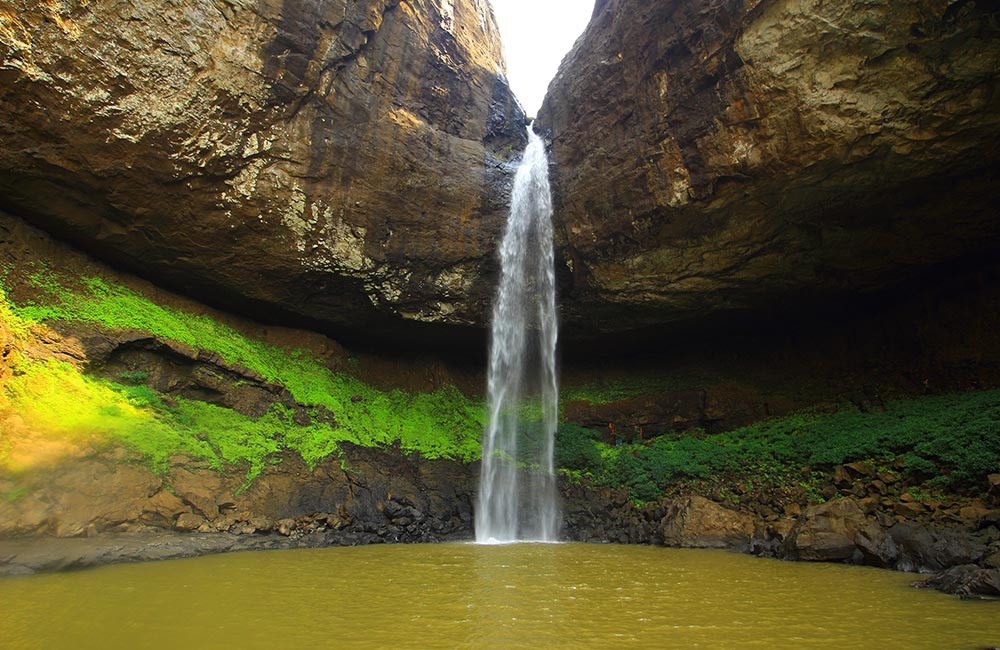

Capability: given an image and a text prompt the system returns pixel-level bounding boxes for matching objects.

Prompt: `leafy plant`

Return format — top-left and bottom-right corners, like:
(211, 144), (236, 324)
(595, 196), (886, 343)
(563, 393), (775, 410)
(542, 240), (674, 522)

(552, 390), (1000, 501)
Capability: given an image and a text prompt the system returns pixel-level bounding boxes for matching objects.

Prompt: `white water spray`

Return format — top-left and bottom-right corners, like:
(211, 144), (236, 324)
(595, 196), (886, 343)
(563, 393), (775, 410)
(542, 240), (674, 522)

(475, 126), (560, 544)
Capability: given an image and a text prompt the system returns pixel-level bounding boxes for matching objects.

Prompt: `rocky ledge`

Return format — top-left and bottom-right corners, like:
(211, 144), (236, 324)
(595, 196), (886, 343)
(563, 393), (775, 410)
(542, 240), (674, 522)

(563, 469), (1000, 599)
(3, 452), (999, 599)
(0, 0), (526, 346)
(538, 0), (1000, 337)
(0, 444), (477, 563)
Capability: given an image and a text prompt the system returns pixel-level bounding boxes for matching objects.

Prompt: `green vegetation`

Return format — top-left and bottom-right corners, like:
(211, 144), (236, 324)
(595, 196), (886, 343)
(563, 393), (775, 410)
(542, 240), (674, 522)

(4, 265), (999, 502)
(561, 374), (698, 405)
(0, 269), (483, 481)
(552, 389), (1000, 501)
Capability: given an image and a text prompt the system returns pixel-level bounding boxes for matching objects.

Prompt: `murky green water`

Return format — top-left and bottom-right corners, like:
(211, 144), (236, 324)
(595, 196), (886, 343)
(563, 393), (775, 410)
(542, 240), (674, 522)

(1, 543), (997, 649)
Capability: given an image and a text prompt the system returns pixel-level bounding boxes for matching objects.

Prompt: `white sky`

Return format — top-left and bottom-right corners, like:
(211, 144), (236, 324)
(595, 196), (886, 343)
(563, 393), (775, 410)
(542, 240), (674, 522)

(489, 0), (595, 116)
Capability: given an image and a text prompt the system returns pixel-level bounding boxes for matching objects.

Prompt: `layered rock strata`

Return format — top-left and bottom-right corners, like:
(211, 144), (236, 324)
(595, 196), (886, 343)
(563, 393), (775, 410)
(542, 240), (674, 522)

(538, 0), (1000, 336)
(0, 0), (525, 343)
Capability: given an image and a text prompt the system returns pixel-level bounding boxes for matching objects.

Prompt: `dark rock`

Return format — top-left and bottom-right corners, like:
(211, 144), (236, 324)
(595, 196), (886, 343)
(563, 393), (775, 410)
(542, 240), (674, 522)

(890, 523), (987, 573)
(916, 564), (1000, 598)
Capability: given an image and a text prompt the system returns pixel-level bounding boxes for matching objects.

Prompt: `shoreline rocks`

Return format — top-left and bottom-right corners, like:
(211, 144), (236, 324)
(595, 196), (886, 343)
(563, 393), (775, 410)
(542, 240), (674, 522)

(2, 447), (998, 599)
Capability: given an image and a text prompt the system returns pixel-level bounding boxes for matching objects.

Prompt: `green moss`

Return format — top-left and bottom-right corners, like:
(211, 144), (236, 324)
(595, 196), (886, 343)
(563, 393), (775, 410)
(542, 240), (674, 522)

(1, 356), (479, 482)
(3, 359), (215, 467)
(1, 271), (484, 478)
(0, 286), (32, 343)
(2, 485), (31, 503)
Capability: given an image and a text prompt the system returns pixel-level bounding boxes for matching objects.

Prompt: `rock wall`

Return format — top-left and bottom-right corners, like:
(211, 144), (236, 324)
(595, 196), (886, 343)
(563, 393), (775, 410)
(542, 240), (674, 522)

(0, 0), (525, 345)
(0, 444), (476, 542)
(538, 0), (1000, 336)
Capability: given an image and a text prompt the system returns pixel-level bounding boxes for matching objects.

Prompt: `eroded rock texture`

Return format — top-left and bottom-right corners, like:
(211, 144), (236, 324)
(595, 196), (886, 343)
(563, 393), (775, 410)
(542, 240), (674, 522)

(539, 0), (1000, 336)
(0, 0), (525, 342)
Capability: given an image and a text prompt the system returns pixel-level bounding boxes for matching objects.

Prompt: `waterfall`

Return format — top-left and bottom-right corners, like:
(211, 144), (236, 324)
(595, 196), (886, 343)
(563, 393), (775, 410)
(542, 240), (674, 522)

(475, 126), (560, 544)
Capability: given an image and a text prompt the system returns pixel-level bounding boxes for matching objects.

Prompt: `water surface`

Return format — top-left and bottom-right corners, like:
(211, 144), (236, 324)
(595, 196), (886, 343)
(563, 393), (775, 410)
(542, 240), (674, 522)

(1, 543), (997, 649)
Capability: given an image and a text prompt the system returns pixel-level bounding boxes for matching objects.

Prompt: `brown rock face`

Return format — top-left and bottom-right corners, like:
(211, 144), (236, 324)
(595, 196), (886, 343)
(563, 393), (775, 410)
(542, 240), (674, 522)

(781, 497), (895, 565)
(0, 0), (525, 344)
(659, 495), (755, 548)
(538, 0), (1000, 336)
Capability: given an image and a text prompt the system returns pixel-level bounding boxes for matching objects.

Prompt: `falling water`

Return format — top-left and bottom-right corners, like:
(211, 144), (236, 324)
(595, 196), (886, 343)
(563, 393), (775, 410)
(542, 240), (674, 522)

(475, 126), (560, 543)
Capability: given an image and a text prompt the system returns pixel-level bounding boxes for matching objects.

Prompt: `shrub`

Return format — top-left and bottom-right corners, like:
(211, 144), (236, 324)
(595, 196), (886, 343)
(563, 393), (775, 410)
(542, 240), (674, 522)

(555, 390), (1000, 500)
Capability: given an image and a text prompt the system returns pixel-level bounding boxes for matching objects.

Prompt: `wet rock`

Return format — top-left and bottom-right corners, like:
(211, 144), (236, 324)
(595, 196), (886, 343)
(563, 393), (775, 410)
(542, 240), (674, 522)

(890, 523), (987, 573)
(0, 443), (476, 550)
(560, 481), (654, 544)
(916, 564), (1000, 598)
(659, 496), (755, 549)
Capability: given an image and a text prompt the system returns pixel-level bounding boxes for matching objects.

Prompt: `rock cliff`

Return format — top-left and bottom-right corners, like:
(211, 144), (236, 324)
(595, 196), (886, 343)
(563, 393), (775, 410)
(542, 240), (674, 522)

(0, 0), (524, 344)
(538, 0), (1000, 336)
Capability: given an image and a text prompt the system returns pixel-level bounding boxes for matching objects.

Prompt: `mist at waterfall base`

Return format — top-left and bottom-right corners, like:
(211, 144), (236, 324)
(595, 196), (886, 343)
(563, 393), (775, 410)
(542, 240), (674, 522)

(475, 127), (560, 544)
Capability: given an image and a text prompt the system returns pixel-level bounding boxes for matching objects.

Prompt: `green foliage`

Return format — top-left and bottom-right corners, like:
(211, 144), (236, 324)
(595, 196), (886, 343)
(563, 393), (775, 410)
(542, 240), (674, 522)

(1, 357), (477, 482)
(0, 271), (485, 479)
(555, 390), (1000, 501)
(119, 370), (150, 385)
(554, 423), (603, 470)
(561, 374), (696, 405)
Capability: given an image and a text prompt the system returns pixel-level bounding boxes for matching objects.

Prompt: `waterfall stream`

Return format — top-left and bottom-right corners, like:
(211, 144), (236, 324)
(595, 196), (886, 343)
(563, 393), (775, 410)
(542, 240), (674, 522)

(475, 126), (560, 543)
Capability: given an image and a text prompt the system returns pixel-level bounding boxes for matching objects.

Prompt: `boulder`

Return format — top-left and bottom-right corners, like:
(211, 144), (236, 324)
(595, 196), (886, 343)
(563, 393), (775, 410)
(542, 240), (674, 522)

(141, 489), (189, 528)
(916, 564), (1000, 598)
(889, 522), (987, 573)
(0, 0), (525, 346)
(659, 495), (755, 549)
(538, 0), (1000, 336)
(174, 513), (207, 533)
(781, 497), (896, 566)
(169, 467), (234, 521)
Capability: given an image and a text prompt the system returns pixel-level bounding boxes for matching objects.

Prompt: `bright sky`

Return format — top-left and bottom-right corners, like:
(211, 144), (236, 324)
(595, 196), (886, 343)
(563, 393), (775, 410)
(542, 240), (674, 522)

(489, 0), (595, 116)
